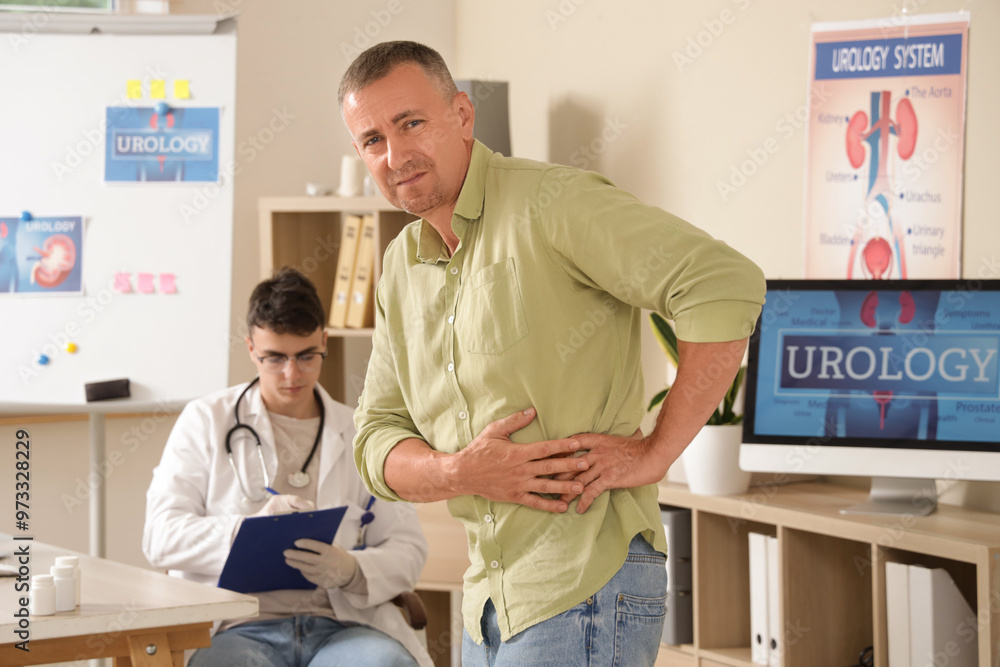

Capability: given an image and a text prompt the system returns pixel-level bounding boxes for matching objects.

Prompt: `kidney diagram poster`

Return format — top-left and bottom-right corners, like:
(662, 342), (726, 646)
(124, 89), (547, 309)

(0, 216), (84, 296)
(803, 13), (968, 279)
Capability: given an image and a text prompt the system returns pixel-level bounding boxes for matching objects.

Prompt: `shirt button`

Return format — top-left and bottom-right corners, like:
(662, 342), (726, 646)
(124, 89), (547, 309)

(458, 411), (468, 420)
(447, 362), (455, 372)
(490, 560), (500, 569)
(450, 267), (458, 275)
(448, 315), (455, 324)
(484, 514), (493, 523)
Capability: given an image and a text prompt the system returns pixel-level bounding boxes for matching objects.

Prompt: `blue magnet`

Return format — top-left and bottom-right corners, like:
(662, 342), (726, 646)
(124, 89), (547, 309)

(20, 211), (32, 221)
(155, 101), (170, 116)
(38, 354), (49, 365)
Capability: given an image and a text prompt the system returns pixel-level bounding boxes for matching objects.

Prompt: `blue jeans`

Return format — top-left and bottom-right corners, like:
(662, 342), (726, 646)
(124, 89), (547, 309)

(462, 534), (667, 667)
(189, 616), (417, 667)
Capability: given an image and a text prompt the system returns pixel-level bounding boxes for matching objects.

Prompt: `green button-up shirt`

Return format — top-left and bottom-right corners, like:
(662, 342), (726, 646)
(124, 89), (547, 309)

(354, 141), (765, 642)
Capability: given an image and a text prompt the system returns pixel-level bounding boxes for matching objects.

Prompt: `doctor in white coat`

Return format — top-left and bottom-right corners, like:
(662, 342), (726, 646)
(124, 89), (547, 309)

(143, 268), (431, 667)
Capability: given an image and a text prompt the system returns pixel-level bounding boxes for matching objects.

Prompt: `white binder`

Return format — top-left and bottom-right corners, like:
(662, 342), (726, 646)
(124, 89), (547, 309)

(660, 505), (693, 645)
(884, 562), (910, 666)
(749, 532), (770, 665)
(908, 565), (977, 667)
(766, 535), (781, 667)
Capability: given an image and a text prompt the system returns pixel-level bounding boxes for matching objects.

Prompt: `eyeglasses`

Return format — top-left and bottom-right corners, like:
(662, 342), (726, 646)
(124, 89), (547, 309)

(253, 351), (327, 374)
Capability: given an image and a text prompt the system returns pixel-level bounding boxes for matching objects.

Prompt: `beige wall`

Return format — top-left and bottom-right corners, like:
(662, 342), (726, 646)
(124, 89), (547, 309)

(454, 0), (996, 283)
(7, 0), (998, 570)
(3, 414), (180, 568)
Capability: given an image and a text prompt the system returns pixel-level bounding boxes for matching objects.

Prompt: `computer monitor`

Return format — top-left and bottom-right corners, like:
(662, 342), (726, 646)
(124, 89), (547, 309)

(740, 279), (1000, 516)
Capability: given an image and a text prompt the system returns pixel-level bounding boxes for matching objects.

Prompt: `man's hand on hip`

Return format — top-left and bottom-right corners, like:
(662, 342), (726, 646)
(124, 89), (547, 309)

(556, 432), (667, 514)
(555, 338), (751, 514)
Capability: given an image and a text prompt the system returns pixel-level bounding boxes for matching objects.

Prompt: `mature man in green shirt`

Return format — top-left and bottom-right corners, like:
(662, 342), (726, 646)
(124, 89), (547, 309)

(342, 41), (765, 666)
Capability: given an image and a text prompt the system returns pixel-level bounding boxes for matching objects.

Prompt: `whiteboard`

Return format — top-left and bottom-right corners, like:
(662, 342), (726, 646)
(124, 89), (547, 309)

(0, 15), (236, 410)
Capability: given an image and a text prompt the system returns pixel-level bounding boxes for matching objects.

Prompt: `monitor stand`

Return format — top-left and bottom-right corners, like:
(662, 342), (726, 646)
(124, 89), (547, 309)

(839, 477), (939, 516)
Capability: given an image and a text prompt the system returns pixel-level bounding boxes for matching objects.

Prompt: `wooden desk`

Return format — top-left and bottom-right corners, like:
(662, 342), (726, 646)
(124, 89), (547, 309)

(0, 537), (257, 667)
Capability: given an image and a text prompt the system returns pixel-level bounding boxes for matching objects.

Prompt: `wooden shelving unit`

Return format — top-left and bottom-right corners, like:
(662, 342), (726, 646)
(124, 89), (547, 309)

(655, 481), (1000, 667)
(258, 195), (415, 406)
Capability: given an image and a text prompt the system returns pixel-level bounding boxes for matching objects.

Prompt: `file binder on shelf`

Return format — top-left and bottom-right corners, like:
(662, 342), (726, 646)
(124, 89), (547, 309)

(328, 214), (362, 328)
(345, 214), (376, 329)
(749, 532), (770, 665)
(885, 561), (910, 667)
(766, 535), (781, 667)
(659, 505), (692, 645)
(908, 565), (977, 667)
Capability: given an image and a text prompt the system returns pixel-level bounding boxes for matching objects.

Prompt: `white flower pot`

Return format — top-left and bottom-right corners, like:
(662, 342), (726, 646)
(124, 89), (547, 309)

(683, 424), (752, 496)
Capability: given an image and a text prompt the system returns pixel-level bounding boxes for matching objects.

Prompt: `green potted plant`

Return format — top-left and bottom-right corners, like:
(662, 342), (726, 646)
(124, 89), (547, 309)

(648, 312), (751, 495)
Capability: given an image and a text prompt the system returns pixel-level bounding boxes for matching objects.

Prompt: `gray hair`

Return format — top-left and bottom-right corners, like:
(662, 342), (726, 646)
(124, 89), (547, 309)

(338, 41), (459, 113)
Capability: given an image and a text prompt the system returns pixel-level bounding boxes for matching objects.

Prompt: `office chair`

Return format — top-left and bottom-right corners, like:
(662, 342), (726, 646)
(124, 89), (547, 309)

(392, 591), (428, 630)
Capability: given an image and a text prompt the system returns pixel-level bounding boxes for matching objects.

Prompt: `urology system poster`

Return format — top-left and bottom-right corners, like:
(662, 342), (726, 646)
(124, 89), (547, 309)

(105, 106), (220, 182)
(803, 13), (968, 279)
(0, 216), (83, 295)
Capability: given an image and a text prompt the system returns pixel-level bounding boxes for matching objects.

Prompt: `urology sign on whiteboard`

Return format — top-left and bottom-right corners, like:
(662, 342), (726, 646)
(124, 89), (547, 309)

(0, 216), (83, 295)
(105, 106), (220, 182)
(803, 13), (968, 279)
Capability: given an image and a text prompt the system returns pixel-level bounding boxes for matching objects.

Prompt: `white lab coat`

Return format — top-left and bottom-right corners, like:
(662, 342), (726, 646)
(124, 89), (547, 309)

(143, 381), (432, 667)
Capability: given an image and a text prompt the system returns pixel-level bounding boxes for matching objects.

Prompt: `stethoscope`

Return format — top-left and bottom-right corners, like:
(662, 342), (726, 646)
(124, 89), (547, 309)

(225, 377), (324, 502)
(225, 377), (376, 550)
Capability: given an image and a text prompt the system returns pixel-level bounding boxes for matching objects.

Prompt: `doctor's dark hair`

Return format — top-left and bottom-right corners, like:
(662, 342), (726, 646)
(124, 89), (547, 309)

(246, 267), (326, 336)
(338, 40), (459, 113)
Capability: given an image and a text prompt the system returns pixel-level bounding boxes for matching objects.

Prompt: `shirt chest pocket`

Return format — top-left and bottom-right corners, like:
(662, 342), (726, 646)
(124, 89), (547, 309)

(456, 257), (529, 355)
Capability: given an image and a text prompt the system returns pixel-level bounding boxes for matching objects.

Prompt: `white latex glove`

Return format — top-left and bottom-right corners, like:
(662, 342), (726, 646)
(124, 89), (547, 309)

(251, 494), (315, 517)
(283, 538), (359, 589)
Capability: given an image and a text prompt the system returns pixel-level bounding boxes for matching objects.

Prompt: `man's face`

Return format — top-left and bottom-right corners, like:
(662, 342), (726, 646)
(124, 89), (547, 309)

(245, 326), (327, 417)
(342, 63), (474, 220)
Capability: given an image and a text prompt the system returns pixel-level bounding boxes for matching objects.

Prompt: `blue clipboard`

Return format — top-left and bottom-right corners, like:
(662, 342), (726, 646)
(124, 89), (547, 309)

(218, 506), (347, 593)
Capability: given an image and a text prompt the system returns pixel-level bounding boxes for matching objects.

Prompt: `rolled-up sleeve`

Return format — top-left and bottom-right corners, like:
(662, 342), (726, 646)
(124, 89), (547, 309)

(353, 279), (423, 502)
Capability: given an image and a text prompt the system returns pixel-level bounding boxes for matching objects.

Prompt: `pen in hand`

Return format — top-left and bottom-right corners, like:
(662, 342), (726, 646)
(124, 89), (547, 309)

(253, 488), (316, 516)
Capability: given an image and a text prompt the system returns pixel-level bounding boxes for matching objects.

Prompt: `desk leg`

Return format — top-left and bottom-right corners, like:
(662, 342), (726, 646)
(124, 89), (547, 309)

(449, 589), (463, 667)
(117, 632), (181, 667)
(89, 412), (106, 558)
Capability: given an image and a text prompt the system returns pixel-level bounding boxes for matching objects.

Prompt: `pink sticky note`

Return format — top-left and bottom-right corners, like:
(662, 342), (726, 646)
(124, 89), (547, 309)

(160, 273), (177, 294)
(113, 272), (131, 293)
(137, 273), (155, 294)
